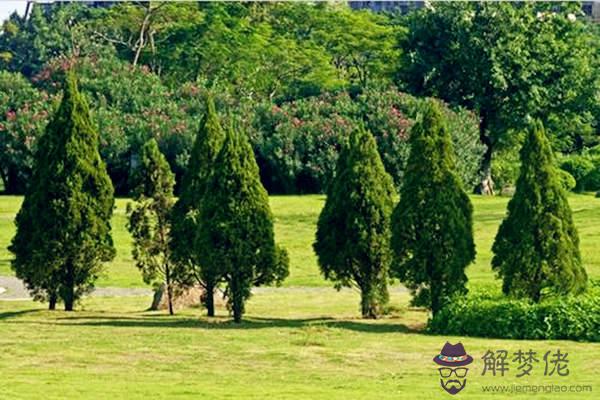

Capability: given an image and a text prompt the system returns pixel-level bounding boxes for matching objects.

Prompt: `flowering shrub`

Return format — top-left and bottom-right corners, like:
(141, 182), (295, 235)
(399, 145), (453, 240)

(3, 58), (483, 196)
(250, 86), (484, 193)
(35, 54), (197, 194)
(0, 71), (56, 193)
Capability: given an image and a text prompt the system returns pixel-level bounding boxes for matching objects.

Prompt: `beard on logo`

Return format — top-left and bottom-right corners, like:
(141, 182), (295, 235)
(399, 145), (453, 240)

(440, 379), (466, 395)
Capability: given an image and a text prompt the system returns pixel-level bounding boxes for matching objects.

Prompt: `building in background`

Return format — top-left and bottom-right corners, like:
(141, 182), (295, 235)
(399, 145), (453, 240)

(20, 1), (600, 22)
(349, 1), (423, 13)
(350, 1), (600, 21)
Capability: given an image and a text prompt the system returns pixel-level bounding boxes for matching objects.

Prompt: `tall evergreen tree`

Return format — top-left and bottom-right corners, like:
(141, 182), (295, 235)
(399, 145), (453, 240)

(195, 127), (289, 323)
(9, 71), (115, 311)
(170, 97), (225, 316)
(391, 100), (475, 315)
(8, 124), (60, 309)
(492, 120), (587, 302)
(313, 128), (395, 318)
(127, 139), (177, 315)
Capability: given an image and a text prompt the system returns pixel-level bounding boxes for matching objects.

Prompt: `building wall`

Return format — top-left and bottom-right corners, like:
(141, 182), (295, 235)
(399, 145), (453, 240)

(351, 1), (600, 21)
(349, 1), (424, 13)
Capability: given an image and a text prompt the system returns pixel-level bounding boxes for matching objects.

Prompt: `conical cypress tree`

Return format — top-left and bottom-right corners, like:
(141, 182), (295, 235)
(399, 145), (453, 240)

(391, 100), (475, 315)
(9, 71), (115, 311)
(170, 97), (225, 316)
(9, 122), (60, 309)
(127, 139), (176, 315)
(314, 128), (395, 318)
(492, 120), (587, 302)
(195, 127), (289, 323)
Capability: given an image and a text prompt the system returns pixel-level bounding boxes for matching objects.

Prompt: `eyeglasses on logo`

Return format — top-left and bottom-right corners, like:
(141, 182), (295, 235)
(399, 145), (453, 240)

(433, 342), (473, 395)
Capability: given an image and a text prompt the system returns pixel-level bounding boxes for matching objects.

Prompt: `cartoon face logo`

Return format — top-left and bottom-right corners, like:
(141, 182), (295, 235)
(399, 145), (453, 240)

(433, 342), (473, 395)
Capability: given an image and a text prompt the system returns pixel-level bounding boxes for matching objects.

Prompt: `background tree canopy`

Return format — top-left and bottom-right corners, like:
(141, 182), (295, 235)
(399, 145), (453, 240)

(1, 1), (599, 195)
(397, 1), (600, 194)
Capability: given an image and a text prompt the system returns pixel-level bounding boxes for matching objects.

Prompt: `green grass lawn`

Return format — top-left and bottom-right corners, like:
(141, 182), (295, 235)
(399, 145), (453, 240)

(0, 290), (598, 399)
(2, 194), (600, 288)
(1, 194), (600, 398)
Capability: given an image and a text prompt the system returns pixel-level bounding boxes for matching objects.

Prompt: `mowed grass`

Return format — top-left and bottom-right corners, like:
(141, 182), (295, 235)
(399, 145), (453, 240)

(0, 290), (599, 399)
(0, 195), (328, 288)
(1, 194), (600, 288)
(1, 194), (600, 398)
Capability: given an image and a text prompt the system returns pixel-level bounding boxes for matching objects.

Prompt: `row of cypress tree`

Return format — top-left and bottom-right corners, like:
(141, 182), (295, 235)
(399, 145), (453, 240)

(10, 72), (587, 320)
(314, 100), (587, 318)
(10, 73), (289, 322)
(124, 96), (290, 322)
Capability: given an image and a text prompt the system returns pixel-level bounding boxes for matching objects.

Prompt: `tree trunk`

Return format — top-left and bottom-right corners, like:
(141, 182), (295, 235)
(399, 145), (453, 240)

(63, 262), (75, 311)
(64, 297), (74, 311)
(476, 117), (495, 195)
(0, 168), (8, 194)
(132, 7), (152, 66)
(231, 276), (243, 323)
(48, 292), (57, 310)
(3, 165), (26, 195)
(165, 265), (174, 316)
(530, 278), (542, 303)
(430, 291), (440, 317)
(429, 251), (441, 316)
(360, 283), (377, 319)
(204, 279), (215, 317)
(25, 1), (33, 20)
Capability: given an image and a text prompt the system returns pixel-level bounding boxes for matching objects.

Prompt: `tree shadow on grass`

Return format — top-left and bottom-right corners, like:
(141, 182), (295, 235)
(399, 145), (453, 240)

(0, 309), (42, 320)
(46, 314), (420, 333)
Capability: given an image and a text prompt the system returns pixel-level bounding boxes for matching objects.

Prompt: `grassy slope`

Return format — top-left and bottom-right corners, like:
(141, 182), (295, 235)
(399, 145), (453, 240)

(1, 194), (600, 288)
(1, 194), (600, 398)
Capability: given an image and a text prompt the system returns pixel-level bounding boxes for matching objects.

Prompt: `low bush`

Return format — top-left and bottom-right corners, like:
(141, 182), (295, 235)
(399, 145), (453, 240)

(558, 148), (600, 192)
(558, 169), (576, 191)
(428, 282), (600, 342)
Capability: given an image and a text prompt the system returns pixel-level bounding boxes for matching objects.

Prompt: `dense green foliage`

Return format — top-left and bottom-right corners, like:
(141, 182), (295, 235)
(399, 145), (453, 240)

(0, 2), (398, 98)
(156, 2), (398, 97)
(127, 139), (176, 315)
(391, 101), (475, 315)
(251, 87), (483, 193)
(195, 128), (289, 322)
(558, 146), (600, 192)
(314, 128), (395, 318)
(1, 65), (483, 196)
(38, 53), (198, 194)
(428, 283), (600, 341)
(398, 2), (599, 193)
(5, 193), (600, 290)
(0, 2), (489, 196)
(0, 53), (198, 195)
(9, 72), (114, 310)
(1, 2), (600, 196)
(492, 121), (588, 302)
(0, 4), (101, 77)
(0, 70), (55, 193)
(170, 97), (225, 316)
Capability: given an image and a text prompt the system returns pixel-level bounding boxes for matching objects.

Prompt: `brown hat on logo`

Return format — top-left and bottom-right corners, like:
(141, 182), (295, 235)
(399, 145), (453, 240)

(433, 342), (473, 367)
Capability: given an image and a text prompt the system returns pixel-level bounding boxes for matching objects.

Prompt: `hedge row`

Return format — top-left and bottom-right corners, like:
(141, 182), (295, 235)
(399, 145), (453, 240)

(428, 282), (600, 342)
